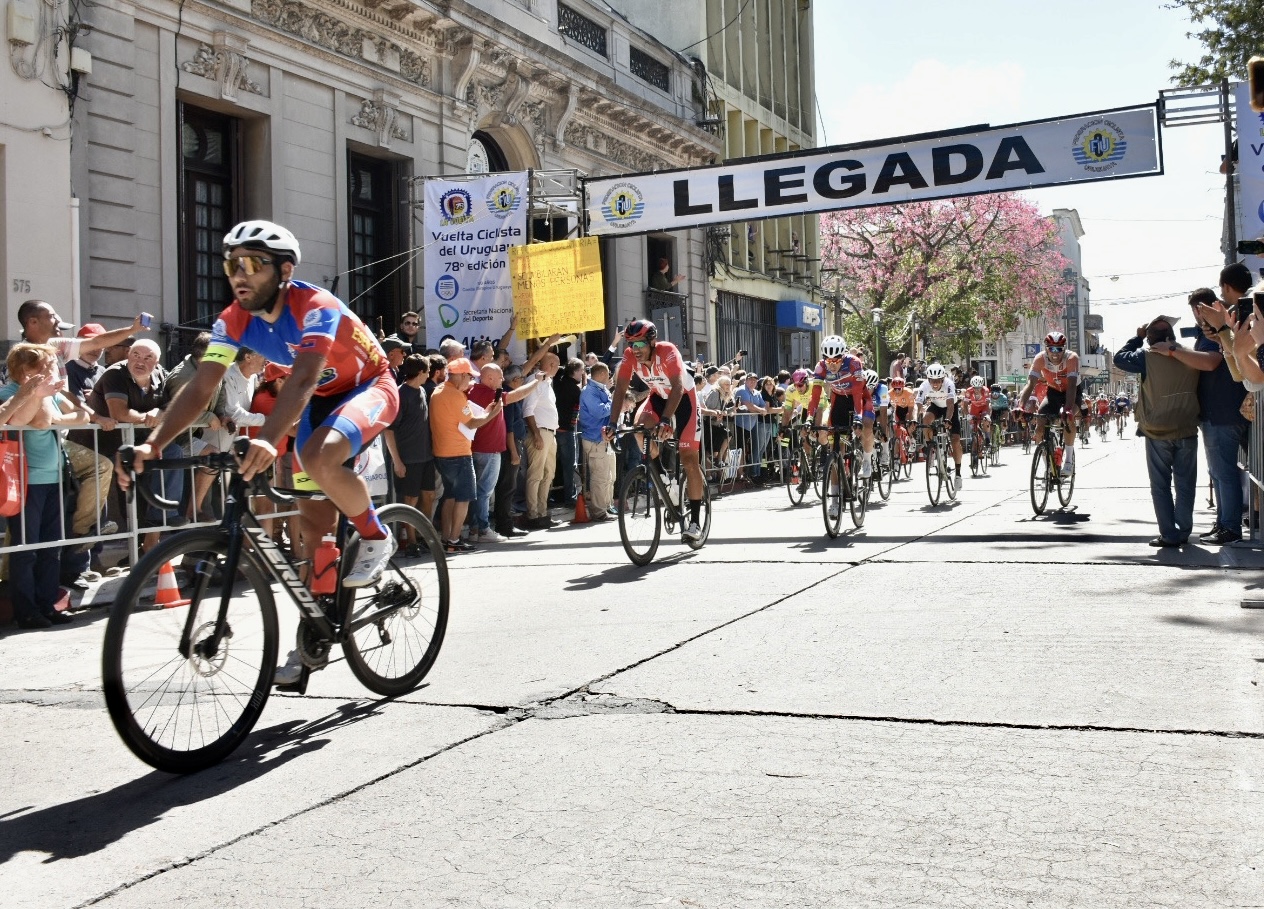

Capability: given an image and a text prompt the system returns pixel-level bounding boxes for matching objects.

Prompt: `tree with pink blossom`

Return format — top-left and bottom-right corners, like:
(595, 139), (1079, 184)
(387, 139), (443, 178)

(819, 194), (1071, 361)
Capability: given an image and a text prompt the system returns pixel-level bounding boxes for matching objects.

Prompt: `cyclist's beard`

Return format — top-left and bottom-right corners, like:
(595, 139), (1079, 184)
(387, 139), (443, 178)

(239, 276), (283, 314)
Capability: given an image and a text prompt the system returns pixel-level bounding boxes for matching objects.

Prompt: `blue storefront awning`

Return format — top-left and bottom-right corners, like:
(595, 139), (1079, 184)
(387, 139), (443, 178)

(776, 300), (824, 333)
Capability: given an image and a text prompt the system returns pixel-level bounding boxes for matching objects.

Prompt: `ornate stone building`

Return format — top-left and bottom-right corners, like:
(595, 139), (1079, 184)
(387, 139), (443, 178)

(67, 0), (719, 352)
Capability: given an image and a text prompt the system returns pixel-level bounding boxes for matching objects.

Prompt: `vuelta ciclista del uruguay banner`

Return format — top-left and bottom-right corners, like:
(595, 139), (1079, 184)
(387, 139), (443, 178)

(584, 105), (1163, 236)
(1236, 83), (1264, 278)
(423, 172), (529, 354)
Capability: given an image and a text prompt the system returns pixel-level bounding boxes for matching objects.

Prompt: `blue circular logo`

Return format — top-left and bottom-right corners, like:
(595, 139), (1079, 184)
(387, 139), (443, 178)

(435, 274), (459, 302)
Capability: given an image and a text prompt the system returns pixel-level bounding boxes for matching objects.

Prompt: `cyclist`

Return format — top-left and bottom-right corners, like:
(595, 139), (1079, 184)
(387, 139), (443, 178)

(864, 368), (891, 468)
(1017, 330), (1082, 476)
(1114, 391), (1131, 431)
(990, 384), (1010, 446)
(962, 376), (991, 454)
(605, 319), (705, 542)
(806, 335), (875, 518)
(1094, 393), (1111, 434)
(915, 363), (964, 489)
(890, 375), (917, 462)
(780, 368), (816, 485)
(117, 220), (400, 680)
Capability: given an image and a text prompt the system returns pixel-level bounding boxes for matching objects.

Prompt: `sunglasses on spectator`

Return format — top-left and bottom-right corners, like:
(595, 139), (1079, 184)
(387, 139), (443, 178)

(222, 255), (275, 277)
(630, 340), (650, 349)
(1047, 345), (1065, 353)
(402, 320), (419, 327)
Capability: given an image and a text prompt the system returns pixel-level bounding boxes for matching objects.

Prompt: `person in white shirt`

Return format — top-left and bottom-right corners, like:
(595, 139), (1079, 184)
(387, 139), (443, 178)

(190, 347), (265, 520)
(522, 352), (561, 529)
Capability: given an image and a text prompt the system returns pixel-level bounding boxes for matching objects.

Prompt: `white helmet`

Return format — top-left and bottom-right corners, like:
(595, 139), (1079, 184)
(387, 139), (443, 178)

(820, 335), (847, 359)
(862, 368), (880, 390)
(223, 220), (302, 265)
(970, 375), (986, 388)
(925, 363), (947, 381)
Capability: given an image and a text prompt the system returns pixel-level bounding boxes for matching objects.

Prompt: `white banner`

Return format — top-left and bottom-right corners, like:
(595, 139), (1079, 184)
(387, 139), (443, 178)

(1236, 83), (1264, 278)
(423, 172), (529, 355)
(585, 106), (1162, 236)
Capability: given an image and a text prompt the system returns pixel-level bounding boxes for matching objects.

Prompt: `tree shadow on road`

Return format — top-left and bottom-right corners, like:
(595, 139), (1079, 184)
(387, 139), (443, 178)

(0, 699), (385, 865)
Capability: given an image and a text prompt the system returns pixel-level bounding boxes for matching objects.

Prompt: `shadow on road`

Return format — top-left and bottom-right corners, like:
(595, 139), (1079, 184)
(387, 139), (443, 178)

(563, 553), (698, 591)
(0, 699), (385, 865)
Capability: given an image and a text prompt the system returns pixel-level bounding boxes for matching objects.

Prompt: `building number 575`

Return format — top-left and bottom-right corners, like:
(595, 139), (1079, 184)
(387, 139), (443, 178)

(12, 279), (31, 294)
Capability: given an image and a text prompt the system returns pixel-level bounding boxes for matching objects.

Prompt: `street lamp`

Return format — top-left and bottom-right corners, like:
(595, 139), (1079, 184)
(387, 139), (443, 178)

(871, 308), (883, 375)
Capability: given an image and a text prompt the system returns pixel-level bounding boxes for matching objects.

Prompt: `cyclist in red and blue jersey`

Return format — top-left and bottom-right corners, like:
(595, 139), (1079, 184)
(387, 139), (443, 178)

(806, 334), (876, 479)
(118, 220), (400, 594)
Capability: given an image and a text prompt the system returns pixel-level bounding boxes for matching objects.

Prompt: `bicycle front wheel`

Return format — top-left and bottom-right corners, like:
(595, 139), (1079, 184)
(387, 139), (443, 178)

(875, 451), (893, 501)
(925, 446), (943, 506)
(1030, 445), (1052, 515)
(341, 504), (450, 697)
(785, 448), (808, 507)
(102, 529), (278, 774)
(822, 454), (844, 538)
(1057, 459), (1076, 507)
(849, 448), (869, 528)
(619, 464), (661, 565)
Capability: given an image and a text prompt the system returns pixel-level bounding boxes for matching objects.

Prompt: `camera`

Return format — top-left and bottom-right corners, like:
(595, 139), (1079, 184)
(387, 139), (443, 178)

(1237, 297), (1256, 324)
(494, 389), (504, 403)
(1238, 239), (1264, 256)
(1179, 326), (1201, 338)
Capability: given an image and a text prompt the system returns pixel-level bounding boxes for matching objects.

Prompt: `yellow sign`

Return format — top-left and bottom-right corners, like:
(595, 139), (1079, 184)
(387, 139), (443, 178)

(509, 237), (605, 338)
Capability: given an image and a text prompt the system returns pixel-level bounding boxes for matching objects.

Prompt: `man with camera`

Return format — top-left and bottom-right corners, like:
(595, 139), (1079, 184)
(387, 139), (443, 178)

(1113, 312), (1202, 547)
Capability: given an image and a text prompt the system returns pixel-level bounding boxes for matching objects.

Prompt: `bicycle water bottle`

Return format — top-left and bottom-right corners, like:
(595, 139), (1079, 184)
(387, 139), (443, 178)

(1053, 446), (1064, 469)
(668, 477), (680, 506)
(311, 535), (340, 595)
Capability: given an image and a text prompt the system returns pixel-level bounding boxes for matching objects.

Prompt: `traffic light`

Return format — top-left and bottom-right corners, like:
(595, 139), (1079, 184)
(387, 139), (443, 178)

(1250, 56), (1264, 113)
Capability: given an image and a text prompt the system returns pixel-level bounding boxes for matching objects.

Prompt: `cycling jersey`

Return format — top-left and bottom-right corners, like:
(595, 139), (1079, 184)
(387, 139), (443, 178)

(1029, 350), (1080, 393)
(872, 382), (890, 410)
(783, 385), (814, 417)
(890, 388), (916, 411)
(1115, 397), (1131, 411)
(991, 393), (1010, 412)
(915, 378), (957, 409)
(1095, 400), (1110, 415)
(616, 340), (691, 398)
(962, 386), (990, 417)
(205, 280), (389, 396)
(808, 354), (871, 416)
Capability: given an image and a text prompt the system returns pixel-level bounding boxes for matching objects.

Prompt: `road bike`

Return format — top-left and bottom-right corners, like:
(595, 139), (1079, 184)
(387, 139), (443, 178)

(1116, 412), (1127, 438)
(812, 420), (869, 537)
(923, 418), (959, 506)
(781, 420), (818, 507)
(616, 428), (712, 565)
(1029, 414), (1075, 515)
(871, 421), (894, 501)
(892, 418), (918, 480)
(966, 415), (991, 478)
(102, 441), (449, 773)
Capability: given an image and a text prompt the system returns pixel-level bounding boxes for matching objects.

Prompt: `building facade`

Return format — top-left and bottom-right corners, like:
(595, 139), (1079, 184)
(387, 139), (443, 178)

(608, 0), (819, 377)
(57, 0), (718, 357)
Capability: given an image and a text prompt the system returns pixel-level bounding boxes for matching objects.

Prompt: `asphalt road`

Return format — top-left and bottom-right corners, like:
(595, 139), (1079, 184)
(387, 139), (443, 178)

(2, 431), (1262, 908)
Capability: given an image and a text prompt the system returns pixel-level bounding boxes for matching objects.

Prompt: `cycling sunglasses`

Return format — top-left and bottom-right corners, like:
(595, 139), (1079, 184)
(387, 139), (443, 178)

(1047, 345), (1065, 353)
(630, 340), (651, 349)
(223, 255), (276, 278)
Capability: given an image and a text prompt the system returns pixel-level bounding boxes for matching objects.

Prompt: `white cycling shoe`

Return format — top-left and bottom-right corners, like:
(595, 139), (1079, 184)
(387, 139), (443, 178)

(343, 534), (397, 588)
(682, 521), (702, 542)
(859, 456), (874, 479)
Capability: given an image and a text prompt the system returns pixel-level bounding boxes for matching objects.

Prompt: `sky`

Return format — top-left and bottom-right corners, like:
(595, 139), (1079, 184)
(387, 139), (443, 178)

(813, 0), (1237, 352)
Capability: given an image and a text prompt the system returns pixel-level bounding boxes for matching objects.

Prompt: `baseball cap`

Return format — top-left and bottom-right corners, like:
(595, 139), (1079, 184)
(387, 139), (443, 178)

(445, 357), (474, 375)
(77, 323), (106, 339)
(263, 362), (291, 382)
(381, 338), (407, 354)
(1146, 314), (1182, 330)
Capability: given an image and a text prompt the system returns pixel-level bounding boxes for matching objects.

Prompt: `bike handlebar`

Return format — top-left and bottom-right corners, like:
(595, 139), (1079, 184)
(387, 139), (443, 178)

(118, 438), (296, 512)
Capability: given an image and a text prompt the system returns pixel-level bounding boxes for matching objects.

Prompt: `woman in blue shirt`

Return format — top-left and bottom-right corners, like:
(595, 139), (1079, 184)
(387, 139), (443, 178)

(2, 343), (92, 628)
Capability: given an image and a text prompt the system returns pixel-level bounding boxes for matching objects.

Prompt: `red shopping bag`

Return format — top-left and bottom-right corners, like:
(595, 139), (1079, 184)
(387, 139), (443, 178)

(0, 436), (28, 518)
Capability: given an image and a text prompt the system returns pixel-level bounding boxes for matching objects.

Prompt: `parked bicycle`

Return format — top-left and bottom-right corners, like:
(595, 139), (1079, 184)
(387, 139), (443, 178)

(812, 420), (869, 537)
(103, 441), (449, 773)
(615, 428), (712, 565)
(1029, 414), (1075, 515)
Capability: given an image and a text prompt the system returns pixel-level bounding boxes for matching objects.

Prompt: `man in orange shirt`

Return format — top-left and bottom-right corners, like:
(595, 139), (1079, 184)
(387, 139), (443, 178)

(428, 357), (503, 553)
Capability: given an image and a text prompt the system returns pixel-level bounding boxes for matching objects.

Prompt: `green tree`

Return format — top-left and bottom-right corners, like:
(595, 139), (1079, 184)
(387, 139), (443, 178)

(1168, 0), (1264, 85)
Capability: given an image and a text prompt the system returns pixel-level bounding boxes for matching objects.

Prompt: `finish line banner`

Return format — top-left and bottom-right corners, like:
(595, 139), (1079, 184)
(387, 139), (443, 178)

(584, 105), (1162, 236)
(423, 172), (528, 352)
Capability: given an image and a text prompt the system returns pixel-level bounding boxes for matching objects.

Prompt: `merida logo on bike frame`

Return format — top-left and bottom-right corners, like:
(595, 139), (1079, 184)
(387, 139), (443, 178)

(246, 526), (325, 621)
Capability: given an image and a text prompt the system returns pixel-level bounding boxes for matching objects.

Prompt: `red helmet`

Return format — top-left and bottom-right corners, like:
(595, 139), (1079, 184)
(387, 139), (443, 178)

(1045, 330), (1067, 348)
(891, 376), (906, 390)
(625, 319), (657, 343)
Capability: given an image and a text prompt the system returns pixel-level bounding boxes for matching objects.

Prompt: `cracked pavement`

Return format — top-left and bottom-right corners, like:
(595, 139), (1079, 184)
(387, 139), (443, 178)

(1, 435), (1261, 908)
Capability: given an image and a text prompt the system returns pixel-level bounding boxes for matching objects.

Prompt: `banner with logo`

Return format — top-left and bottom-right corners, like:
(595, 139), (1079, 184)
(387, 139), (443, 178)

(585, 105), (1162, 236)
(1236, 83), (1264, 279)
(423, 172), (529, 355)
(509, 237), (605, 337)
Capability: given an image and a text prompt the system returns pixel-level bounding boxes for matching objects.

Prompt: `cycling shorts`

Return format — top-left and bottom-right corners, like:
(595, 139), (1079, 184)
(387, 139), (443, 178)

(291, 372), (400, 491)
(925, 401), (962, 435)
(638, 387), (700, 452)
(895, 405), (913, 423)
(1039, 385), (1084, 418)
(829, 394), (874, 429)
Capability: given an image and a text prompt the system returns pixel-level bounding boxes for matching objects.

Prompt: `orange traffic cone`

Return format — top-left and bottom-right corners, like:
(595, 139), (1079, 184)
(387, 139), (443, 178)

(154, 560), (191, 609)
(572, 491), (589, 524)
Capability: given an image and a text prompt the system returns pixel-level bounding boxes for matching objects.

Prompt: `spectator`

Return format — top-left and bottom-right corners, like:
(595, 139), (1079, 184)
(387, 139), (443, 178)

(423, 354), (446, 399)
(2, 343), (91, 627)
(385, 312), (423, 352)
(381, 338), (408, 381)
(66, 324), (108, 402)
(553, 358), (584, 507)
(1181, 284), (1249, 544)
(522, 351), (562, 529)
(383, 355), (435, 549)
(584, 351), (599, 371)
(470, 339), (496, 379)
(578, 362), (615, 520)
(190, 347), (264, 521)
(466, 362), (541, 541)
(495, 364), (529, 538)
(1113, 314), (1201, 547)
(438, 338), (465, 361)
(249, 362), (296, 547)
(734, 371), (768, 485)
(428, 357), (502, 553)
(649, 257), (685, 292)
(699, 373), (731, 472)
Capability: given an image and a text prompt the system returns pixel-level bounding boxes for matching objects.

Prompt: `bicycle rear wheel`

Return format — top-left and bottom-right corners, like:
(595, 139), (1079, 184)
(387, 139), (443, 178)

(618, 464), (661, 565)
(1030, 444), (1052, 515)
(944, 450), (960, 501)
(341, 504), (449, 697)
(925, 445), (943, 506)
(822, 454), (844, 538)
(102, 529), (277, 774)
